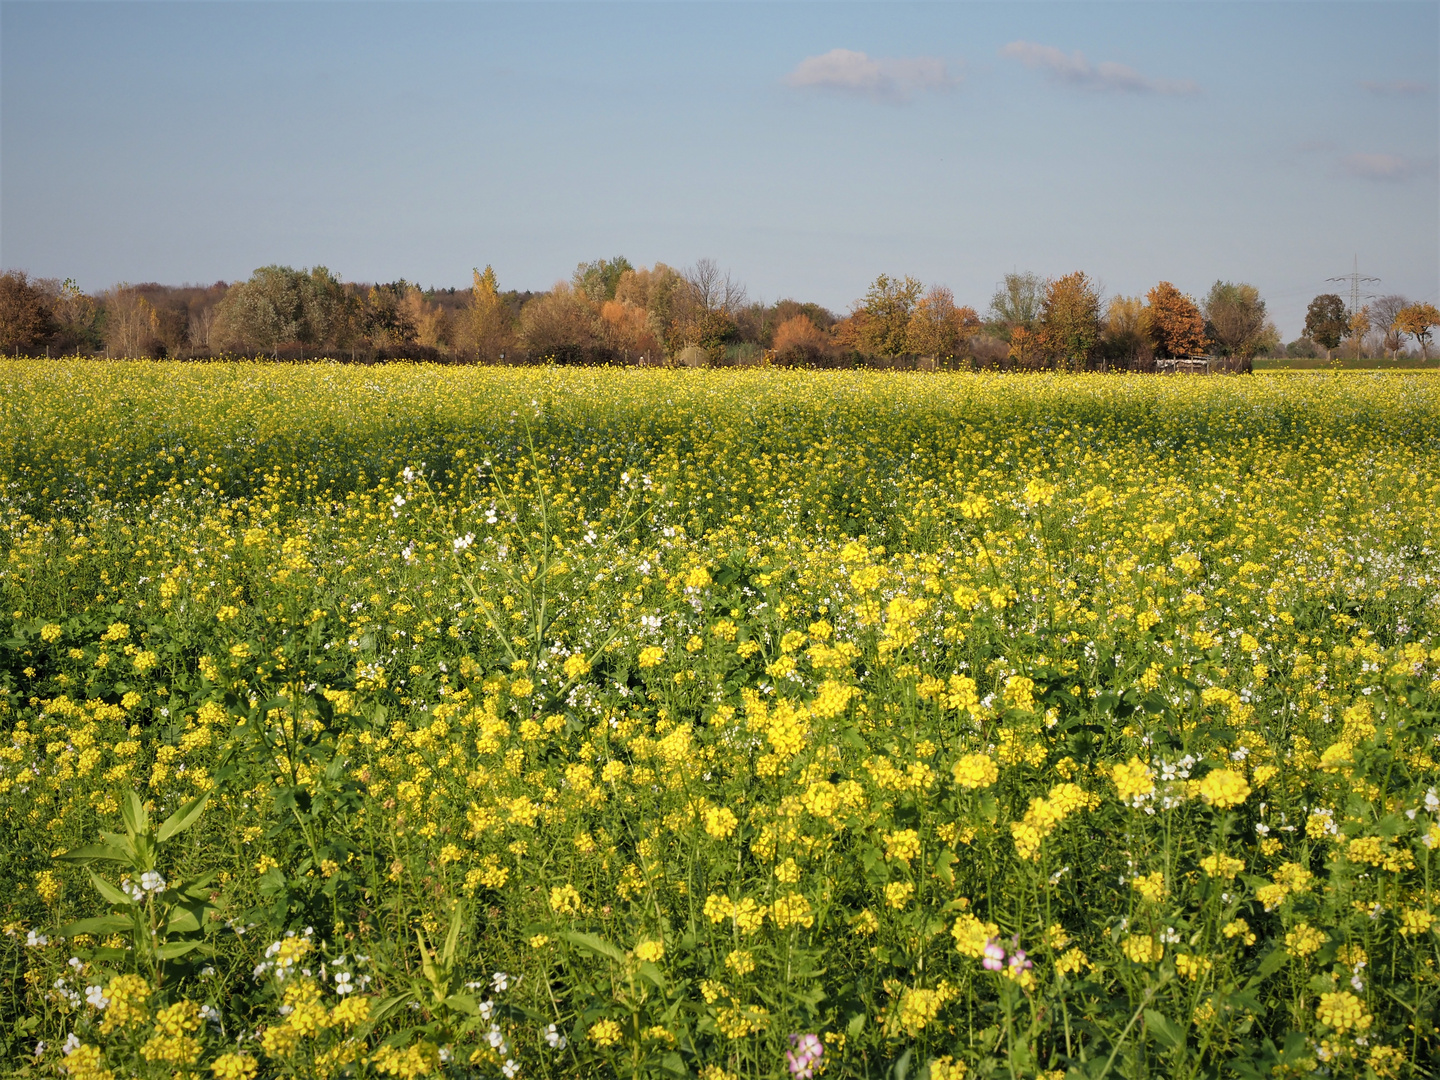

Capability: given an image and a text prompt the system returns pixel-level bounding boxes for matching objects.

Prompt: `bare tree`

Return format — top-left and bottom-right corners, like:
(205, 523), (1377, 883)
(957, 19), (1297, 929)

(1368, 294), (1410, 358)
(684, 258), (747, 314)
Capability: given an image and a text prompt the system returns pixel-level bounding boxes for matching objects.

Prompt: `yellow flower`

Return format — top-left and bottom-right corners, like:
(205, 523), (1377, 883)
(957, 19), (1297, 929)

(1222, 918), (1256, 945)
(1130, 871), (1167, 903)
(1110, 756), (1154, 804)
(1315, 991), (1371, 1033)
(1399, 907), (1436, 936)
(1199, 853), (1244, 879)
(1285, 923), (1326, 957)
(929, 1056), (968, 1080)
(703, 893), (736, 923)
(1120, 934), (1162, 964)
(951, 753), (998, 789)
(1198, 768), (1250, 809)
(40, 623), (62, 643)
(951, 913), (999, 958)
(589, 1019), (624, 1047)
(724, 949), (756, 975)
(703, 805), (738, 839)
(1175, 953), (1212, 980)
(633, 939), (665, 963)
(562, 652), (591, 678)
(210, 1054), (259, 1080)
(884, 828), (921, 862)
(637, 645), (664, 669)
(549, 883), (582, 914)
(885, 881), (915, 909)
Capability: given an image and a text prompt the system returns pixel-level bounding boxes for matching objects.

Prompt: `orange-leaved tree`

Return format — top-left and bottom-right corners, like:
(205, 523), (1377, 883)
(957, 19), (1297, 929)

(1041, 271), (1102, 370)
(1007, 326), (1051, 370)
(1146, 281), (1207, 358)
(1395, 303), (1439, 359)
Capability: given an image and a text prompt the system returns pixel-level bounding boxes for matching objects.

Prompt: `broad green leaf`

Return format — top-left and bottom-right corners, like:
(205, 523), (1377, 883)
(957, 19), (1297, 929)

(157, 792), (210, 843)
(166, 907), (202, 934)
(88, 871), (134, 908)
(60, 914), (132, 937)
(1144, 1008), (1186, 1051)
(56, 844), (130, 865)
(121, 790), (149, 840)
(564, 931), (626, 963)
(154, 940), (205, 959)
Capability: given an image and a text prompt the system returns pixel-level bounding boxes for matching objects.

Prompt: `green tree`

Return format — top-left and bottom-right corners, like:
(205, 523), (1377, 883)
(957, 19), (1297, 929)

(573, 257), (634, 303)
(1303, 294), (1348, 355)
(858, 273), (923, 356)
(1041, 271), (1102, 369)
(1203, 281), (1272, 359)
(987, 271), (1044, 333)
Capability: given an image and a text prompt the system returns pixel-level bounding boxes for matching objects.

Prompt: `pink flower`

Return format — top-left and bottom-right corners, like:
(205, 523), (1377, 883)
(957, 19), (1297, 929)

(787, 1033), (824, 1078)
(982, 938), (1006, 972)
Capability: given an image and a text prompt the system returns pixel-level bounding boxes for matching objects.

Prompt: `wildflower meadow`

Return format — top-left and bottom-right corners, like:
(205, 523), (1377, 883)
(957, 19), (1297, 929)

(1, 360), (1438, 1080)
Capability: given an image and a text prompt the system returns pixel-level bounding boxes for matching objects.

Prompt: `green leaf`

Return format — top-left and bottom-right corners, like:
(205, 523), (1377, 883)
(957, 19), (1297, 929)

(846, 1012), (867, 1039)
(56, 843), (131, 865)
(1144, 1008), (1186, 1051)
(60, 914), (133, 937)
(154, 940), (206, 959)
(88, 871), (135, 908)
(660, 1051), (687, 1077)
(564, 931), (626, 963)
(121, 790), (149, 840)
(638, 961), (667, 991)
(157, 792), (210, 843)
(166, 907), (202, 935)
(1246, 946), (1289, 987)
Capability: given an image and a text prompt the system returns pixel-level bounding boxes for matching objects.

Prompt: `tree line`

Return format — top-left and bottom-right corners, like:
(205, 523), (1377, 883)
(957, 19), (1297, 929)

(1, 260), (1435, 367)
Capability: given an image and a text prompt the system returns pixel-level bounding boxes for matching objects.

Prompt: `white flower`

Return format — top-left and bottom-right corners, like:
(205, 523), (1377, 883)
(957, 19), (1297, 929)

(140, 871), (166, 894)
(502, 1059), (521, 1078)
(402, 467), (415, 482)
(545, 1023), (567, 1049)
(478, 999), (495, 1021)
(62, 1033), (81, 1056)
(334, 971), (354, 994)
(393, 494), (406, 508)
(25, 930), (48, 948)
(85, 985), (109, 1009)
(491, 970), (510, 992)
(454, 533), (475, 552)
(487, 1024), (505, 1048)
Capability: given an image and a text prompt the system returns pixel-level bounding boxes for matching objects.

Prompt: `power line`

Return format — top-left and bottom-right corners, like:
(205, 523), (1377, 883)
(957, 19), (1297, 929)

(1326, 255), (1380, 315)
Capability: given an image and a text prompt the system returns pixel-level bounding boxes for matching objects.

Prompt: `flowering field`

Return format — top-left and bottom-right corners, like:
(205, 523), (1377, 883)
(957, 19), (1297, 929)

(2, 361), (1439, 1080)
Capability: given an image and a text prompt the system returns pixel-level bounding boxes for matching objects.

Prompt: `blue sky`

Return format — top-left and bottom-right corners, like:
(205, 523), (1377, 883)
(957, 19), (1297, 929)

(2, 1), (1436, 338)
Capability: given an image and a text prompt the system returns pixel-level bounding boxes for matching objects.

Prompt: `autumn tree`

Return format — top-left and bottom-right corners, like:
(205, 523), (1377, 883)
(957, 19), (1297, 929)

(102, 287), (162, 357)
(988, 271), (1044, 333)
(771, 314), (832, 365)
(0, 270), (56, 354)
(599, 299), (662, 362)
(1102, 296), (1153, 370)
(1203, 281), (1274, 360)
(1303, 294), (1348, 356)
(1146, 281), (1208, 358)
(855, 273), (923, 356)
(904, 285), (979, 362)
(461, 266), (515, 361)
(1041, 271), (1102, 370)
(519, 282), (599, 363)
(1396, 302), (1440, 359)
(1007, 326), (1049, 370)
(1347, 307), (1371, 359)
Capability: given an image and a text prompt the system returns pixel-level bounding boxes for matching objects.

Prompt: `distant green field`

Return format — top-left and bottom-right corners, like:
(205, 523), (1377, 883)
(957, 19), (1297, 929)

(1253, 355), (1440, 371)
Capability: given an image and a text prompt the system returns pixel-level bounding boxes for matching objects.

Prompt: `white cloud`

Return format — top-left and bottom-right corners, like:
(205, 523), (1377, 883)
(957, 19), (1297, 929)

(1360, 79), (1433, 96)
(1340, 152), (1431, 181)
(1000, 41), (1199, 96)
(785, 48), (959, 103)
